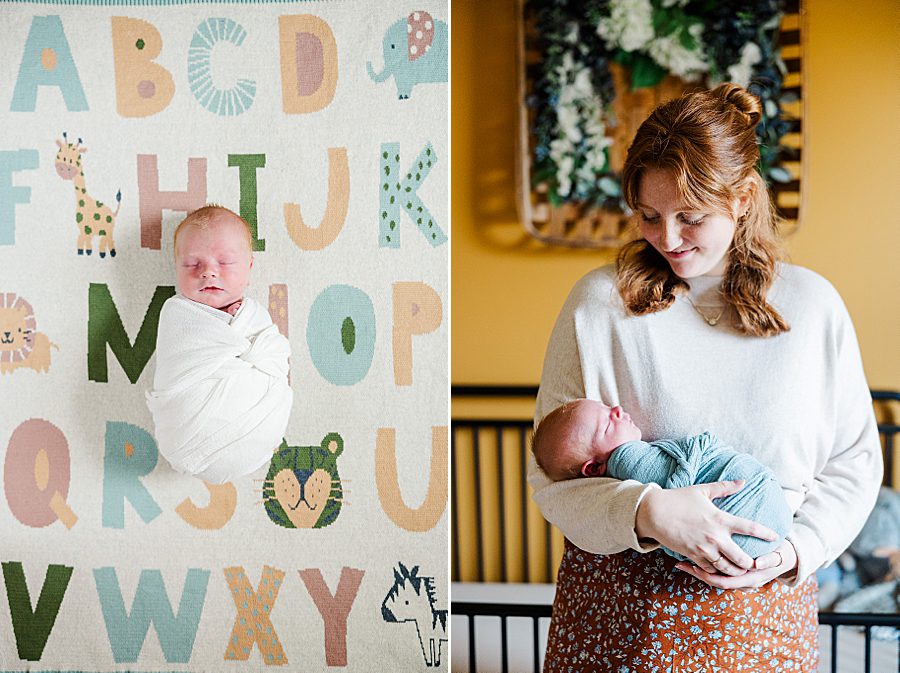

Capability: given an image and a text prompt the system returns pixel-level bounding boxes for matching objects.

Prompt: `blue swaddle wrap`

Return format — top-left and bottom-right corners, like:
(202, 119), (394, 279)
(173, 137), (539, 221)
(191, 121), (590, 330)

(607, 432), (792, 560)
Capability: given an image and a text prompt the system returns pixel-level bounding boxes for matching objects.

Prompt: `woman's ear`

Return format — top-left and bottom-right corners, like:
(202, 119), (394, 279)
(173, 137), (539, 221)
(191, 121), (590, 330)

(733, 178), (755, 220)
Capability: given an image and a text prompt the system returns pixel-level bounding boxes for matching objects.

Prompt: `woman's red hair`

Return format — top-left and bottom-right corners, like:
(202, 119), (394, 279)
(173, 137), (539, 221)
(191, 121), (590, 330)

(616, 83), (789, 337)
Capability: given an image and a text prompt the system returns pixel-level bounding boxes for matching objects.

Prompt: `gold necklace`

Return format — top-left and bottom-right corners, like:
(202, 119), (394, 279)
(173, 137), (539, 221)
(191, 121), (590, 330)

(685, 294), (726, 326)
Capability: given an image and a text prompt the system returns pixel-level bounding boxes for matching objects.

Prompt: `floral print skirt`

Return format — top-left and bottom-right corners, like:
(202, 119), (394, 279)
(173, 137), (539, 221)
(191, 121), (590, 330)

(544, 540), (819, 673)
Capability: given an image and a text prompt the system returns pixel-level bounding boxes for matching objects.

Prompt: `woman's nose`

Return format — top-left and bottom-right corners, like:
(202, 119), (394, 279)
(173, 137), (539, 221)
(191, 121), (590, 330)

(659, 220), (682, 251)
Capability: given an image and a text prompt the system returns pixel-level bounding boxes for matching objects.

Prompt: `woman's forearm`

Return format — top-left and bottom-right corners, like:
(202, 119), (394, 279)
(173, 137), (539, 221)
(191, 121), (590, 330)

(529, 459), (661, 554)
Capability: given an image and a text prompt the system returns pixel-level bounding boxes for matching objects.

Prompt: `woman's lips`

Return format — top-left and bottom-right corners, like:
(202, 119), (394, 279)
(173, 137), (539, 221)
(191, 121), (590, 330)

(665, 247), (698, 259)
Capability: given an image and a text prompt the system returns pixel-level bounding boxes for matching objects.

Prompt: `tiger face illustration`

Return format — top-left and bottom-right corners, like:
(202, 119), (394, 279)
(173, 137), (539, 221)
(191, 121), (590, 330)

(261, 433), (345, 529)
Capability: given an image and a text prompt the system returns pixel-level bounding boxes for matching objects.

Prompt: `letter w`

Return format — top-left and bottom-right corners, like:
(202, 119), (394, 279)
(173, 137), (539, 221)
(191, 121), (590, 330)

(93, 567), (209, 663)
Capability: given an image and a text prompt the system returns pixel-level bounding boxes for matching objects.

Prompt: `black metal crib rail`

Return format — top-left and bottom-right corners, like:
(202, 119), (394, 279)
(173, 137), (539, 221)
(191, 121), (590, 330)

(450, 386), (900, 673)
(451, 606), (900, 673)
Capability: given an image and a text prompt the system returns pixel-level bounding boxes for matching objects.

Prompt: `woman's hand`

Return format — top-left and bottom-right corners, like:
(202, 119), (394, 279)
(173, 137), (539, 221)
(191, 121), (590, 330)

(635, 480), (778, 576)
(675, 540), (799, 589)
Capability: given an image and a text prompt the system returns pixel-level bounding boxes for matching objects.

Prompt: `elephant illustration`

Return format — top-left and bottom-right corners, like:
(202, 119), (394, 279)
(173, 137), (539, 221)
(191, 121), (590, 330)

(367, 11), (448, 100)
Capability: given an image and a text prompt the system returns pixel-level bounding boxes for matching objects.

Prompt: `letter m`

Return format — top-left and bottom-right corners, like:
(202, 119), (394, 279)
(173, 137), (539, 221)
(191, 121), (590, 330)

(88, 284), (175, 383)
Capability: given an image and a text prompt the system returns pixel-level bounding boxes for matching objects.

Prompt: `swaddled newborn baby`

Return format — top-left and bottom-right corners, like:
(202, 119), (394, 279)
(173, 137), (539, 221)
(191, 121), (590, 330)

(532, 399), (792, 560)
(146, 205), (292, 483)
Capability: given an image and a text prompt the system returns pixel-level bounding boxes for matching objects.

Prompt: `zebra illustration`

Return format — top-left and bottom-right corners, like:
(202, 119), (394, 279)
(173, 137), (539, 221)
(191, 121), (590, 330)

(381, 563), (447, 667)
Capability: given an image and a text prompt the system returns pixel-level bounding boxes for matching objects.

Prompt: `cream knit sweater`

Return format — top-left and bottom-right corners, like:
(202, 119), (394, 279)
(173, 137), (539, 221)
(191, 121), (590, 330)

(531, 263), (882, 586)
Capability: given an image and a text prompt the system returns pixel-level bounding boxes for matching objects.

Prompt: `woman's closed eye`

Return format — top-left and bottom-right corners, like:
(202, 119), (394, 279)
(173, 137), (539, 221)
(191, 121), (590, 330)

(639, 212), (706, 225)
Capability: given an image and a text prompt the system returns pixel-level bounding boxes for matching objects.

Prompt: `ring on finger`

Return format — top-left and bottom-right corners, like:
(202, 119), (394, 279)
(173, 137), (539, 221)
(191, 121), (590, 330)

(774, 550), (784, 567)
(710, 555), (724, 566)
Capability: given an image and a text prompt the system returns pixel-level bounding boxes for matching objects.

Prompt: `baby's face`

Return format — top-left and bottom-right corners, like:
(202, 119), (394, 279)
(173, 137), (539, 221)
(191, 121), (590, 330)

(565, 400), (643, 477)
(175, 214), (252, 310)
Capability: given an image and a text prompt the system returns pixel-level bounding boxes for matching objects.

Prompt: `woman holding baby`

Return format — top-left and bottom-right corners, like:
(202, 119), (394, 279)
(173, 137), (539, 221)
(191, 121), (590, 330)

(531, 83), (882, 671)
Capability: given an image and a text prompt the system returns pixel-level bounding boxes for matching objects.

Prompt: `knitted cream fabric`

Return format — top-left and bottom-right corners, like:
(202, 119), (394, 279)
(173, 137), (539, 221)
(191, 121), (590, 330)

(531, 264), (881, 586)
(0, 3), (447, 670)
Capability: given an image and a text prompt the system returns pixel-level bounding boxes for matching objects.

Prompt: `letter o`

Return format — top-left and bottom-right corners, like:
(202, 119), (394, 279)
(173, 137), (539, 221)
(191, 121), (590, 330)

(306, 285), (375, 385)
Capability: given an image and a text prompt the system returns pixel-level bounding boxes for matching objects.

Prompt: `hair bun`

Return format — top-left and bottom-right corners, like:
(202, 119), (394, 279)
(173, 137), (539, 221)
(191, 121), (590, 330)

(711, 83), (762, 128)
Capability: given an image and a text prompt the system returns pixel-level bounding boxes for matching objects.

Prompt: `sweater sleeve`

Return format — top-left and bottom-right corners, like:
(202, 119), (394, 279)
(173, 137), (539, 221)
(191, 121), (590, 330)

(783, 298), (882, 586)
(530, 280), (660, 555)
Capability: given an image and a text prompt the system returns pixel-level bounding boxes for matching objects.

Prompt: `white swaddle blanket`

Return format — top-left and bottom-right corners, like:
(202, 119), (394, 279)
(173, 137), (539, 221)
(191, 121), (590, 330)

(146, 295), (293, 483)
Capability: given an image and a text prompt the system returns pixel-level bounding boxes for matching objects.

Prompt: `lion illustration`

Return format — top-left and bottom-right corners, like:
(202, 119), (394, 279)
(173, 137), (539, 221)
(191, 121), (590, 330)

(0, 293), (58, 374)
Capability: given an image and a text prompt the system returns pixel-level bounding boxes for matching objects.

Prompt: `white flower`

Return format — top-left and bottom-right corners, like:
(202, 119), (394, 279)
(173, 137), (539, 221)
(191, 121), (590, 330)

(727, 62), (753, 88)
(597, 0), (654, 52)
(548, 46), (613, 198)
(554, 51), (575, 84)
(661, 0), (689, 6)
(549, 137), (572, 164)
(571, 68), (594, 99)
(740, 41), (762, 66)
(647, 31), (709, 81)
(556, 105), (583, 143)
(726, 42), (762, 88)
(556, 155), (574, 197)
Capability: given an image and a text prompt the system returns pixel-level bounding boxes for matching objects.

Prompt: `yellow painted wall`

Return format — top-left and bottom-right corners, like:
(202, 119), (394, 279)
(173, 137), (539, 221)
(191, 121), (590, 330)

(451, 0), (900, 390)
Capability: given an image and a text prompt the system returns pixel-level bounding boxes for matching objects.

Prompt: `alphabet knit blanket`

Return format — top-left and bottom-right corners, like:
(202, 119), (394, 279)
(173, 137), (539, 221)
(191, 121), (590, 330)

(0, 1), (448, 670)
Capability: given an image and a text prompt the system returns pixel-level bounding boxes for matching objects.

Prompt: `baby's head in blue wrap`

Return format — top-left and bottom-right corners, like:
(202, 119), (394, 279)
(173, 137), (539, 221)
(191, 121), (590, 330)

(534, 399), (642, 481)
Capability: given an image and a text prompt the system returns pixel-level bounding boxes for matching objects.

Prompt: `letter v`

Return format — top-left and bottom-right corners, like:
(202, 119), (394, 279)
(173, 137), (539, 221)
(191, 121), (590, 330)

(2, 562), (73, 661)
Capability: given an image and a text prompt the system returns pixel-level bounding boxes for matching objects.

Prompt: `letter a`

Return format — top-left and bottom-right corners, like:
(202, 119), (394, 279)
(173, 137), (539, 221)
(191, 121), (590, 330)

(11, 16), (88, 112)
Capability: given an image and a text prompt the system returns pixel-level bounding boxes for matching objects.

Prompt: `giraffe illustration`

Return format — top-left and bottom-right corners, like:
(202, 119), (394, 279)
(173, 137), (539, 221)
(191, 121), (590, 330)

(54, 132), (121, 258)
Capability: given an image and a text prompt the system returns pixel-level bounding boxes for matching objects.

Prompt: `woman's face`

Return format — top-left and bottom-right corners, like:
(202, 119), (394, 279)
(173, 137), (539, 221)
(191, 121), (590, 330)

(637, 168), (743, 278)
